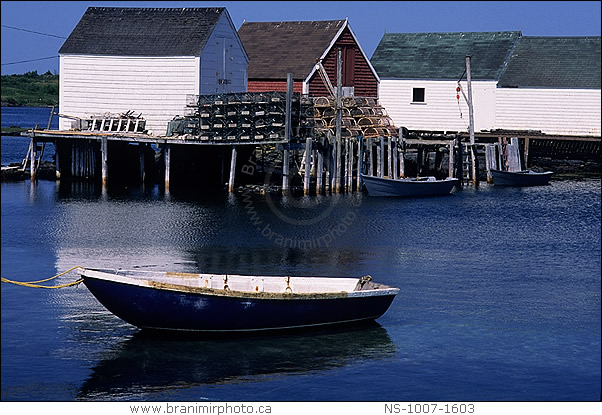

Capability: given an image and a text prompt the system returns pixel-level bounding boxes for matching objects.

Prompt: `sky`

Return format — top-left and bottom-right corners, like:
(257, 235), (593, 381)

(1, 1), (601, 75)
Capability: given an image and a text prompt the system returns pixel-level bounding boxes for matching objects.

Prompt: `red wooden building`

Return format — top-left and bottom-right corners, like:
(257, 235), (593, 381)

(237, 19), (379, 97)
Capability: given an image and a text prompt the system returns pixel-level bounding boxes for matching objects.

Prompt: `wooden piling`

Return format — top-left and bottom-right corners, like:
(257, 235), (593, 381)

(377, 137), (382, 177)
(387, 137), (392, 178)
(448, 141), (455, 179)
(139, 143), (146, 183)
(334, 50), (343, 193)
(317, 136), (324, 194)
(283, 72), (293, 194)
(392, 136), (398, 179)
(30, 137), (37, 181)
(163, 143), (170, 191)
(465, 55), (479, 187)
(356, 137), (363, 190)
(228, 145), (237, 193)
(304, 137), (312, 195)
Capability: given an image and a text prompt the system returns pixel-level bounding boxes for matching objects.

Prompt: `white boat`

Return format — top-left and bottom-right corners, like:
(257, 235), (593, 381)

(361, 174), (459, 197)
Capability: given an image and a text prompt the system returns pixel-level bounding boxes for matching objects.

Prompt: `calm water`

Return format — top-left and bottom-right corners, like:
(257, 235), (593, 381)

(1, 108), (601, 402)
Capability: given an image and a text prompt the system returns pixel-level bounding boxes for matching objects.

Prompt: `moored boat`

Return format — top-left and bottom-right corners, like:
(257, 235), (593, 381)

(361, 174), (459, 197)
(490, 168), (553, 186)
(79, 268), (399, 333)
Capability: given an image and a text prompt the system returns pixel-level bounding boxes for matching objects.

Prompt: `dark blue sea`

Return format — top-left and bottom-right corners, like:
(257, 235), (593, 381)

(1, 107), (600, 404)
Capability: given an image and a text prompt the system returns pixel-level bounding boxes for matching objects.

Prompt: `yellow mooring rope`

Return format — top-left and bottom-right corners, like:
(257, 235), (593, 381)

(1, 266), (84, 289)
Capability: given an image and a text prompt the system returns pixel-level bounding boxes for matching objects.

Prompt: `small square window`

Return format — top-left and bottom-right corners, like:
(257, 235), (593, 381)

(412, 87), (425, 103)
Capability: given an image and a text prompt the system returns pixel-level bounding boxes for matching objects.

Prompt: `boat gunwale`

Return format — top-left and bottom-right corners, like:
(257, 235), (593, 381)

(80, 268), (400, 300)
(360, 173), (459, 184)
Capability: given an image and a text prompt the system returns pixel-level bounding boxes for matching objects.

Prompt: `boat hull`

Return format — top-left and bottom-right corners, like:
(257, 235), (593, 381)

(490, 169), (553, 186)
(361, 174), (459, 197)
(82, 275), (398, 332)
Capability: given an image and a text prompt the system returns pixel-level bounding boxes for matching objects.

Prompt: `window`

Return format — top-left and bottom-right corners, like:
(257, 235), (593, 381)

(412, 87), (425, 103)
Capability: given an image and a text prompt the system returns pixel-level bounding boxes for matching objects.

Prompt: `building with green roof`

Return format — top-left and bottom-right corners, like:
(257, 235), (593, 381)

(371, 32), (600, 137)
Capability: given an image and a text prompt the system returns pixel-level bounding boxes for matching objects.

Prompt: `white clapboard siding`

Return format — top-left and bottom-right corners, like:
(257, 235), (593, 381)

(378, 79), (497, 133)
(496, 88), (601, 136)
(59, 12), (248, 134)
(199, 12), (248, 95)
(59, 55), (198, 134)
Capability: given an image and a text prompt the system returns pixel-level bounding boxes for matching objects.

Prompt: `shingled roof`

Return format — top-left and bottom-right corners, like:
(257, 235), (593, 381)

(370, 31), (521, 80)
(238, 20), (346, 79)
(59, 7), (226, 56)
(498, 36), (601, 88)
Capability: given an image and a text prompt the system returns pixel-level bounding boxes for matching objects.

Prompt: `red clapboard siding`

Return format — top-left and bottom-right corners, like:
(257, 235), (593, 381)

(308, 27), (378, 98)
(248, 80), (303, 93)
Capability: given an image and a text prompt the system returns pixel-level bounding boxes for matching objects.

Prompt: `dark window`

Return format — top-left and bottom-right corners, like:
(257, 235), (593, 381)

(412, 87), (425, 103)
(343, 47), (355, 86)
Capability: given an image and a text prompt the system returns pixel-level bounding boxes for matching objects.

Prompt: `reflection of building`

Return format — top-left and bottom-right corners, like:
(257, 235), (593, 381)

(238, 19), (379, 97)
(372, 32), (601, 137)
(58, 7), (248, 134)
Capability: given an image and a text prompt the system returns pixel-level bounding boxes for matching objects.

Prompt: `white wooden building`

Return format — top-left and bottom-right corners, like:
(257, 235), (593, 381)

(495, 36), (600, 136)
(58, 7), (248, 135)
(371, 32), (601, 137)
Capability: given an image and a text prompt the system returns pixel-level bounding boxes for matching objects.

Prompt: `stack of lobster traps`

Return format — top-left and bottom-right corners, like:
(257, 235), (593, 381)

(311, 96), (398, 139)
(167, 92), (314, 142)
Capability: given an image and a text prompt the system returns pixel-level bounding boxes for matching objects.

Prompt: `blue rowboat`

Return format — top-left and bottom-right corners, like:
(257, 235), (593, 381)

(361, 174), (459, 197)
(80, 268), (399, 333)
(490, 169), (553, 186)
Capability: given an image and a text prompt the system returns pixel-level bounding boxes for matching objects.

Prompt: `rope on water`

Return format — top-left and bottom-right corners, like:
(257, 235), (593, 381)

(1, 266), (84, 289)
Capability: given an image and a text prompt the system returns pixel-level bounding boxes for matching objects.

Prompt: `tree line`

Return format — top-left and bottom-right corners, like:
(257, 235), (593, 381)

(1, 70), (59, 107)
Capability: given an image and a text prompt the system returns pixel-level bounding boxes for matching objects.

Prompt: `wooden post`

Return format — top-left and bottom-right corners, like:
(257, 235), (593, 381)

(448, 141), (454, 179)
(101, 136), (108, 189)
(466, 55), (479, 187)
(417, 146), (423, 177)
(47, 105), (55, 130)
(387, 137), (392, 178)
(367, 137), (373, 176)
(335, 49), (343, 193)
(282, 144), (290, 194)
(283, 72), (293, 194)
(485, 143), (496, 183)
(347, 139), (353, 191)
(391, 136), (398, 179)
(376, 137), (382, 177)
(325, 132), (332, 192)
(304, 137), (312, 195)
(523, 137), (530, 169)
(228, 145), (237, 193)
(30, 137), (37, 181)
(454, 136), (463, 187)
(317, 136), (324, 194)
(55, 141), (61, 179)
(139, 143), (146, 183)
(356, 137), (363, 190)
(163, 143), (170, 192)
(399, 128), (406, 178)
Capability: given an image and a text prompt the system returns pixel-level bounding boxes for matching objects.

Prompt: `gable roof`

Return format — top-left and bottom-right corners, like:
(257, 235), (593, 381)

(498, 36), (601, 88)
(370, 31), (521, 80)
(59, 7), (226, 56)
(238, 20), (346, 79)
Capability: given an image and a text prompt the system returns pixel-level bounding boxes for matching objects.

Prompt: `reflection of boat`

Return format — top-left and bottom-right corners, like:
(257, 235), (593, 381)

(361, 174), (459, 197)
(78, 323), (396, 400)
(490, 168), (553, 186)
(80, 268), (399, 332)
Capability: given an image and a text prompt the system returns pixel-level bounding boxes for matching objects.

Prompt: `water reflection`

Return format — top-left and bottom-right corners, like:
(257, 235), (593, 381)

(77, 323), (396, 401)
